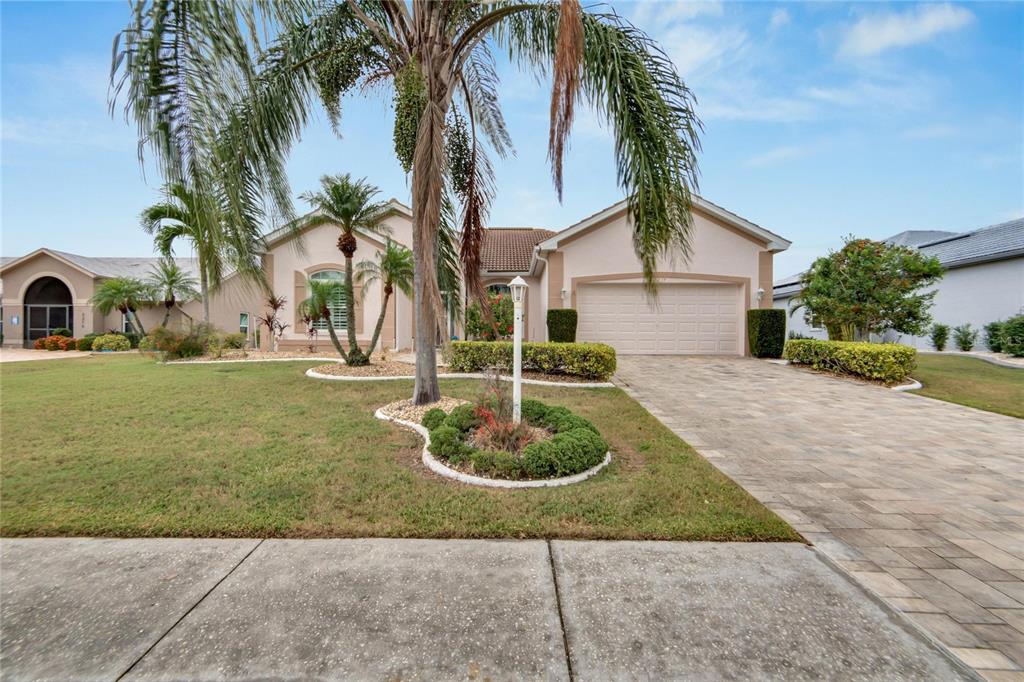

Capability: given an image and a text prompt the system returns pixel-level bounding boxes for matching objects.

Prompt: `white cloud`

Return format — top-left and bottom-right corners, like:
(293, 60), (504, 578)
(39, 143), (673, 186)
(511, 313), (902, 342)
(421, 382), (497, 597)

(662, 24), (748, 81)
(803, 77), (933, 111)
(768, 9), (790, 33)
(631, 1), (723, 27)
(902, 124), (958, 140)
(1, 117), (132, 151)
(839, 3), (974, 58)
(743, 145), (813, 167)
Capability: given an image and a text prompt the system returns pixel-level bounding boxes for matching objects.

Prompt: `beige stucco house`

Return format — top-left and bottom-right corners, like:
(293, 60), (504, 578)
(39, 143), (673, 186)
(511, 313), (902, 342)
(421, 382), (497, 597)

(1, 197), (789, 355)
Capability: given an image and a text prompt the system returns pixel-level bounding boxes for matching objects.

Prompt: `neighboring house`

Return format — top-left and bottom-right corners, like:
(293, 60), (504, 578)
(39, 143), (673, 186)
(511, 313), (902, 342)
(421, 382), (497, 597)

(2, 196), (790, 355)
(773, 218), (1024, 349)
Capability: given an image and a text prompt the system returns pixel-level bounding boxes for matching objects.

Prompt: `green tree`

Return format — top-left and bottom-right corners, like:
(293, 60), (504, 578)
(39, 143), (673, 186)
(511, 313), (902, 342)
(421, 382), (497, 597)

(297, 174), (394, 365)
(90, 277), (153, 336)
(792, 237), (944, 341)
(113, 0), (701, 404)
(299, 280), (347, 357)
(147, 258), (200, 327)
(356, 239), (414, 356)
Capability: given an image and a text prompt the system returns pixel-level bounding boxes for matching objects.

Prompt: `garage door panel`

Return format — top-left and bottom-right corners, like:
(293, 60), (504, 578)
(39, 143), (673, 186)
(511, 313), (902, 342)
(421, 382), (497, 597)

(577, 282), (742, 355)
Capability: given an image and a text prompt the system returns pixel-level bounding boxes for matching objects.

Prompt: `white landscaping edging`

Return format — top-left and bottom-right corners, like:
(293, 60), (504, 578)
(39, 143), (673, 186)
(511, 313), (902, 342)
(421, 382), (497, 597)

(374, 408), (611, 489)
(307, 367), (614, 388)
(892, 377), (923, 392)
(168, 357), (344, 365)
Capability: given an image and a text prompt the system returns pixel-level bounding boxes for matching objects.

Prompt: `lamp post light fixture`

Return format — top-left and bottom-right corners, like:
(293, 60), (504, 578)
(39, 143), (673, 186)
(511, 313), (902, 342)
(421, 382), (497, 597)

(509, 276), (528, 423)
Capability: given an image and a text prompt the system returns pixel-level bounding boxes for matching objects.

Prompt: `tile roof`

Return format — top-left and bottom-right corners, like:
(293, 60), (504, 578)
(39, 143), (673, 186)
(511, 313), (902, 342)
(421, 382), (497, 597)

(917, 218), (1024, 268)
(49, 250), (201, 279)
(481, 227), (556, 272)
(884, 230), (959, 248)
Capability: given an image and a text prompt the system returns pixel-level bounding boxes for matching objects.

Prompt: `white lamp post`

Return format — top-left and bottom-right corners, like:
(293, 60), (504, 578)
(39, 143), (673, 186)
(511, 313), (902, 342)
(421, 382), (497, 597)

(509, 276), (528, 423)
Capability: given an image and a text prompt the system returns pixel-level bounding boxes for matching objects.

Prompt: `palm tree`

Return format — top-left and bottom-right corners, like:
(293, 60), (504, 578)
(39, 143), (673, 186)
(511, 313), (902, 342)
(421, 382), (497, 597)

(297, 174), (394, 365)
(90, 277), (153, 336)
(356, 239), (414, 357)
(299, 280), (347, 357)
(113, 1), (701, 404)
(147, 258), (200, 327)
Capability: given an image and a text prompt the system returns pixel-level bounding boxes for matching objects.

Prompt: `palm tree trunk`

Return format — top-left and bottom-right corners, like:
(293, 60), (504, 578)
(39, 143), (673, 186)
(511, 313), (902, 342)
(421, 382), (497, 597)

(367, 292), (391, 359)
(325, 318), (345, 357)
(162, 302), (172, 327)
(200, 268), (210, 324)
(343, 253), (365, 365)
(130, 309), (147, 336)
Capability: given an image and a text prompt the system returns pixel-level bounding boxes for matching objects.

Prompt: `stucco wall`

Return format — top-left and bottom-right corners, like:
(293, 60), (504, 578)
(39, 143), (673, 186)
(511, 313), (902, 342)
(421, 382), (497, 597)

(0, 252), (98, 344)
(772, 295), (828, 340)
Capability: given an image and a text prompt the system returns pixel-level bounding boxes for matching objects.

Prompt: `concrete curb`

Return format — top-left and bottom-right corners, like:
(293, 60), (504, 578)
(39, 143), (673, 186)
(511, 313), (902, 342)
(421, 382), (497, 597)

(891, 377), (923, 392)
(918, 350), (1023, 369)
(308, 367), (615, 389)
(374, 408), (611, 489)
(167, 357), (343, 365)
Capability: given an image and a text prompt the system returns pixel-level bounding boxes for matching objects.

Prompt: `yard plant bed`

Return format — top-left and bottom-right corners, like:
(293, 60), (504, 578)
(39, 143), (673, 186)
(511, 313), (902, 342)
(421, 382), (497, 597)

(0, 356), (797, 541)
(910, 354), (1023, 419)
(311, 360), (451, 377)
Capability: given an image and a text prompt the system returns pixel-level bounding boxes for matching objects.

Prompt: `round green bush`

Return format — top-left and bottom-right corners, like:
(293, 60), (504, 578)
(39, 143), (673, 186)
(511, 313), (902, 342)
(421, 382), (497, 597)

(421, 408), (447, 431)
(1002, 315), (1024, 357)
(427, 399), (607, 481)
(76, 335), (97, 351)
(52, 327), (72, 337)
(91, 333), (131, 352)
(138, 335), (158, 352)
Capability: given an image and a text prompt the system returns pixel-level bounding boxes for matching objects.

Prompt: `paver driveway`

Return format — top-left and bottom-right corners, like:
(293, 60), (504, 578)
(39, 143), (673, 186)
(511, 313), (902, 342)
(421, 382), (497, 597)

(616, 356), (1024, 680)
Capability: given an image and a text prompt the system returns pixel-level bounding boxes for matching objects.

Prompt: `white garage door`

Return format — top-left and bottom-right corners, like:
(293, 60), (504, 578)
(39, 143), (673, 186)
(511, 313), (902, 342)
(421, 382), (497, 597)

(576, 282), (741, 355)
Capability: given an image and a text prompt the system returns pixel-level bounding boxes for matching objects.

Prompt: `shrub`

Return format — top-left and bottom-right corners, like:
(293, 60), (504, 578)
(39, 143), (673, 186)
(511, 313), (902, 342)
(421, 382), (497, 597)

(91, 333), (131, 352)
(52, 327), (71, 337)
(32, 338), (46, 350)
(464, 291), (514, 340)
(952, 324), (978, 352)
(984, 321), (1005, 353)
(76, 336), (96, 351)
(149, 326), (209, 359)
(221, 332), (246, 349)
(930, 324), (950, 351)
(421, 408), (447, 431)
(547, 309), (578, 343)
(521, 428), (607, 478)
(138, 335), (158, 352)
(747, 309), (786, 358)
(443, 404), (480, 434)
(784, 339), (916, 384)
(429, 426), (473, 462)
(449, 341), (616, 380)
(43, 335), (66, 351)
(520, 399), (550, 426)
(470, 450), (524, 479)
(116, 332), (141, 349)
(1001, 315), (1024, 357)
(58, 337), (77, 351)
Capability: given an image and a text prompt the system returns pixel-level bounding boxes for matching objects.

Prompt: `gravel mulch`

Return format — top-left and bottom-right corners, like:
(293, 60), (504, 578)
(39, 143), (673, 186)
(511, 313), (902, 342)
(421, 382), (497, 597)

(313, 360), (451, 377)
(378, 397), (468, 425)
(172, 350), (342, 363)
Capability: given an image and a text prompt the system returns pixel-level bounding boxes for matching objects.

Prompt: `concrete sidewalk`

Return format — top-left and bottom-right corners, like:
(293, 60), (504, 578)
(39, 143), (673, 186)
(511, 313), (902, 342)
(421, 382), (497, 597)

(1, 538), (973, 681)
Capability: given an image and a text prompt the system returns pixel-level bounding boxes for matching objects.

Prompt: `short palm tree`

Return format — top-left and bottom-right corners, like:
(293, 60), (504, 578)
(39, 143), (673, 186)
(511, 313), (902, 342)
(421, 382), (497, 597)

(297, 174), (394, 365)
(356, 239), (414, 357)
(90, 277), (153, 336)
(299, 280), (347, 357)
(147, 258), (200, 327)
(114, 0), (701, 404)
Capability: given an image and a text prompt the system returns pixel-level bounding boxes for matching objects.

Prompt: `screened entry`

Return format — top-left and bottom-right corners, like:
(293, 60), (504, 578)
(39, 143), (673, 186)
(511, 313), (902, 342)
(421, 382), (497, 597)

(24, 276), (73, 342)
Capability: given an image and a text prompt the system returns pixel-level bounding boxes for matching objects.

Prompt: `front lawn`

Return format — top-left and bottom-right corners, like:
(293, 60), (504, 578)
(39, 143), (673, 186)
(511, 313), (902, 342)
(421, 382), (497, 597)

(911, 354), (1024, 419)
(0, 356), (797, 541)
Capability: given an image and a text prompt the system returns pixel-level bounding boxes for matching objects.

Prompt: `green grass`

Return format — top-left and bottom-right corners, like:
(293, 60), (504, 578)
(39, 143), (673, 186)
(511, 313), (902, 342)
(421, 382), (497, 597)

(0, 355), (797, 541)
(911, 354), (1024, 419)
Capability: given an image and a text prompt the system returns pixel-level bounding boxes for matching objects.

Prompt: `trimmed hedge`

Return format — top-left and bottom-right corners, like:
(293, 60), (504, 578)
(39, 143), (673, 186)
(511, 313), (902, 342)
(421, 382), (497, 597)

(449, 341), (616, 380)
(784, 339), (916, 384)
(91, 333), (131, 352)
(425, 399), (608, 480)
(546, 309), (578, 342)
(1002, 315), (1024, 357)
(747, 309), (786, 358)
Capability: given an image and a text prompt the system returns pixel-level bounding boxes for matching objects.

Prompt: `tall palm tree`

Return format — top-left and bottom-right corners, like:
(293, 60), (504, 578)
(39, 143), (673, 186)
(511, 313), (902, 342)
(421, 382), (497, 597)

(140, 183), (226, 324)
(298, 280), (347, 357)
(114, 0), (701, 404)
(297, 174), (394, 365)
(356, 239), (414, 357)
(90, 277), (153, 336)
(147, 258), (200, 327)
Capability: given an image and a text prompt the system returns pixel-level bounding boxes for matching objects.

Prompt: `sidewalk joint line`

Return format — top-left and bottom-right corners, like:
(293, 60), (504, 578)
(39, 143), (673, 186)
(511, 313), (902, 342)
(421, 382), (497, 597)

(115, 538), (265, 681)
(547, 540), (575, 682)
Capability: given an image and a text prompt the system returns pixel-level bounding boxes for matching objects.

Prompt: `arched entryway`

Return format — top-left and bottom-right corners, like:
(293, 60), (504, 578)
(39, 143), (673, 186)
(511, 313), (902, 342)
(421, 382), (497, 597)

(24, 276), (73, 343)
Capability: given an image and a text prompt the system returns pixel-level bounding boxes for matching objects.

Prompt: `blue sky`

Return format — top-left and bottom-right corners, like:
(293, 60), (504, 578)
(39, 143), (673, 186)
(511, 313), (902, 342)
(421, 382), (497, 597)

(2, 1), (1021, 277)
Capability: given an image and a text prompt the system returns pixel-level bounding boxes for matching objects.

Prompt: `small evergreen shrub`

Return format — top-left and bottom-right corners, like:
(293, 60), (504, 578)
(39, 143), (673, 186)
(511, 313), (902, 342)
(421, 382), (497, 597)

(521, 428), (607, 478)
(520, 399), (550, 426)
(220, 332), (246, 349)
(930, 324), (950, 351)
(449, 341), (616, 380)
(784, 339), (916, 384)
(546, 309), (578, 343)
(138, 335), (158, 352)
(429, 426), (473, 461)
(421, 408), (447, 431)
(76, 335), (97, 351)
(984, 321), (1005, 353)
(52, 327), (71, 337)
(91, 333), (131, 352)
(443, 404), (479, 434)
(952, 324), (978, 352)
(470, 450), (524, 479)
(747, 309), (786, 358)
(1001, 315), (1024, 357)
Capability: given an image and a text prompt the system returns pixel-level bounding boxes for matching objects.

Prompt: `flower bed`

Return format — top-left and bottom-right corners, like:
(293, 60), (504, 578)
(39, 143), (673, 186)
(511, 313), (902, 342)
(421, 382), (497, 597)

(448, 341), (616, 381)
(420, 397), (608, 481)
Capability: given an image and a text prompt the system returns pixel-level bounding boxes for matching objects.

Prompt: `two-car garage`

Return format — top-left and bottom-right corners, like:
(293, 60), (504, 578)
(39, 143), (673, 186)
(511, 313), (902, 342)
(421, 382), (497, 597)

(575, 281), (742, 355)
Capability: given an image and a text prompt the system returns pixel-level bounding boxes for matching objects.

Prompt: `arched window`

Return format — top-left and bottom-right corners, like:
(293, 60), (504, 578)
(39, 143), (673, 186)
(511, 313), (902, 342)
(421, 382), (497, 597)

(309, 270), (346, 330)
(486, 283), (510, 296)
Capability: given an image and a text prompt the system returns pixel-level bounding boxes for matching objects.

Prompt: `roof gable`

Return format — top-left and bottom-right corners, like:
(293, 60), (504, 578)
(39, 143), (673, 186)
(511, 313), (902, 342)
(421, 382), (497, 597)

(481, 228), (556, 272)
